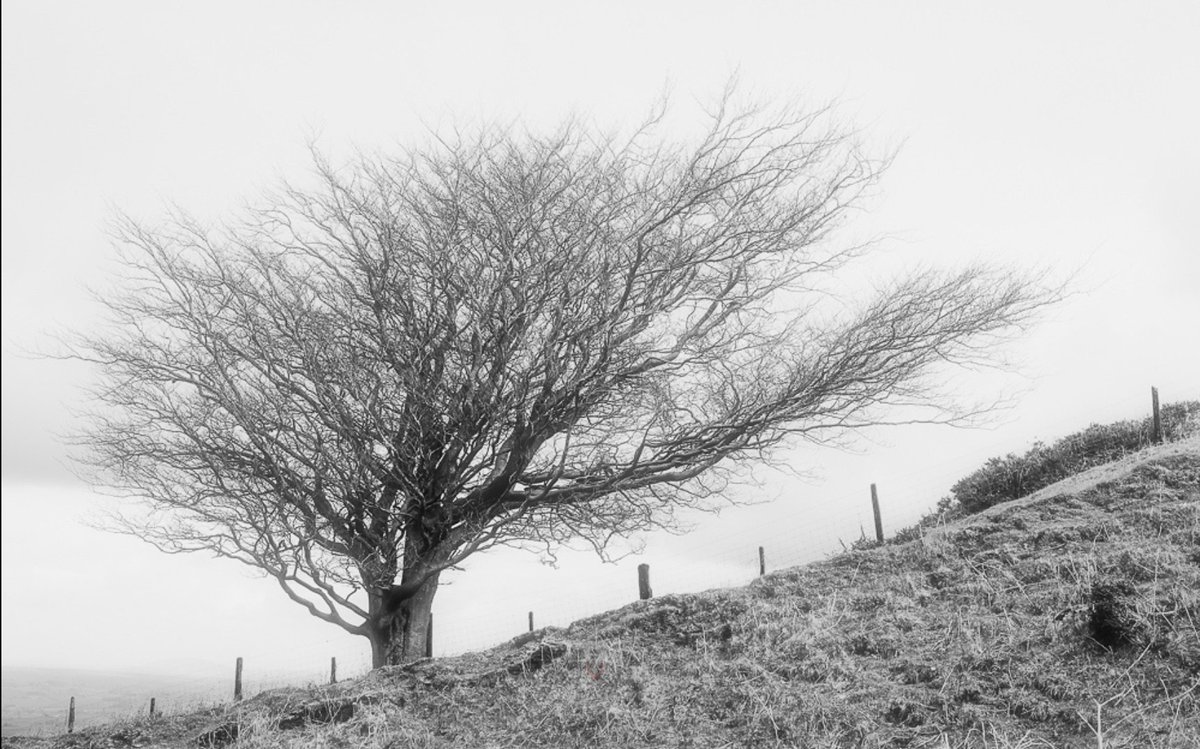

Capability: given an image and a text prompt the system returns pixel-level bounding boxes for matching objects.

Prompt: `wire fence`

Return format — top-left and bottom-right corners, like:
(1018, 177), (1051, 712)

(4, 380), (1196, 737)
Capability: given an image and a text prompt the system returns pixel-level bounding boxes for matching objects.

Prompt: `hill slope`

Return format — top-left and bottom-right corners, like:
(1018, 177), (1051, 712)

(7, 439), (1198, 748)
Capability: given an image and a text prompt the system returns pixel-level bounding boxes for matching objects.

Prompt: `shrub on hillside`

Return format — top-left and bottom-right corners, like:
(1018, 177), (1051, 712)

(949, 401), (1199, 515)
(886, 401), (1200, 545)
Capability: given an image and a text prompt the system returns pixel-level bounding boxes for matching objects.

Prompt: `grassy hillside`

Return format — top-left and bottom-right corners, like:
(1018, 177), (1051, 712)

(5, 439), (1198, 749)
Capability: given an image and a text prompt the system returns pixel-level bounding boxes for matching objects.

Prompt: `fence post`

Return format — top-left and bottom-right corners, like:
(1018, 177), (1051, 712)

(638, 563), (652, 600)
(528, 611), (534, 632)
(1152, 386), (1162, 444)
(758, 546), (766, 576)
(234, 657), (243, 702)
(330, 657), (337, 685)
(67, 696), (75, 733)
(149, 697), (156, 718)
(870, 483), (884, 543)
(425, 613), (433, 658)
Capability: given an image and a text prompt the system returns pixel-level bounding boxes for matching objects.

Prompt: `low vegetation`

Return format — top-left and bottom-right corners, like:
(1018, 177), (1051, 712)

(944, 400), (1198, 516)
(4, 439), (1197, 748)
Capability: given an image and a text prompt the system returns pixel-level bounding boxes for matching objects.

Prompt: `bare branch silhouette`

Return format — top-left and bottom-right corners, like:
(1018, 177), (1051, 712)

(72, 93), (1060, 666)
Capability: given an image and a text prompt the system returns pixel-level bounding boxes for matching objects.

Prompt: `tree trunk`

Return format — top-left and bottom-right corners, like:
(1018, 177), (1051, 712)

(367, 571), (440, 668)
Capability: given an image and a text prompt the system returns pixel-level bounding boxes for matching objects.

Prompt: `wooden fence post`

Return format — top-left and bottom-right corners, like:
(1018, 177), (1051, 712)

(330, 657), (337, 685)
(758, 546), (766, 576)
(67, 696), (75, 734)
(528, 611), (534, 632)
(870, 483), (884, 543)
(425, 613), (433, 658)
(638, 563), (652, 600)
(1152, 386), (1162, 444)
(234, 657), (243, 702)
(149, 697), (156, 718)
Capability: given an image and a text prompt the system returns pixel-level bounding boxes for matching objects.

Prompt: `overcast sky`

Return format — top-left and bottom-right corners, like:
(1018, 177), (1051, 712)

(3, 1), (1198, 680)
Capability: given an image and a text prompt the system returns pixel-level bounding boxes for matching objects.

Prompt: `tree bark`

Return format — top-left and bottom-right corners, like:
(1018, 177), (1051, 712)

(367, 571), (440, 667)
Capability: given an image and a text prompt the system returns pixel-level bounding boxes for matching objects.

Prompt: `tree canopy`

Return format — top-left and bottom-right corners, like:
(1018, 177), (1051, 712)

(77, 97), (1059, 665)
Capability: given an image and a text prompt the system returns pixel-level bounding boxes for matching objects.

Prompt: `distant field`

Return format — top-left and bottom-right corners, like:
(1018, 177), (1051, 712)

(3, 667), (231, 737)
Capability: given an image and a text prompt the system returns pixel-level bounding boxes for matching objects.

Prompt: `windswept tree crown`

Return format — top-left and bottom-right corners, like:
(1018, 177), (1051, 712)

(79, 98), (1056, 660)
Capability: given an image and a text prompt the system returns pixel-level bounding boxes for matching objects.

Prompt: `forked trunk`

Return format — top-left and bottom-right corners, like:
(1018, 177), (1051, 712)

(367, 572), (440, 668)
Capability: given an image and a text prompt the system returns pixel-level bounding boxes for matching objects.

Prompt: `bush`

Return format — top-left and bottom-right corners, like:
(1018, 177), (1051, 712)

(948, 401), (1199, 515)
(884, 401), (1200, 544)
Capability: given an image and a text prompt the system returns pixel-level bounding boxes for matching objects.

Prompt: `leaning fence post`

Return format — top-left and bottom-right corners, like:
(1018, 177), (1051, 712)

(330, 657), (337, 685)
(67, 696), (75, 733)
(234, 657), (244, 702)
(425, 613), (433, 658)
(870, 483), (884, 543)
(758, 546), (766, 576)
(528, 611), (535, 632)
(638, 563), (653, 600)
(149, 697), (156, 717)
(1152, 386), (1162, 444)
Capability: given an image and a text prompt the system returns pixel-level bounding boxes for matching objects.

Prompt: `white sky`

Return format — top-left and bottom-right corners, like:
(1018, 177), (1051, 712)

(3, 1), (1199, 681)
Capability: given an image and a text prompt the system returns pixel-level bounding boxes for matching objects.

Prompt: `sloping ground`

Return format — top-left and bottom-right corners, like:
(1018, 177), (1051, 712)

(6, 440), (1198, 749)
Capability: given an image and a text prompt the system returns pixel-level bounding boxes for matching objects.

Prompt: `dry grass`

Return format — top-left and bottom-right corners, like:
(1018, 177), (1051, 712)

(5, 444), (1197, 748)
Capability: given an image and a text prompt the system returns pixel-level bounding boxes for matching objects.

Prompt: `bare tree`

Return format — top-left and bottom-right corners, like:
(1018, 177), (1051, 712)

(76, 96), (1058, 666)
